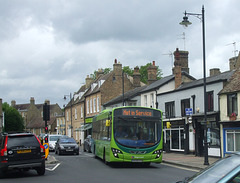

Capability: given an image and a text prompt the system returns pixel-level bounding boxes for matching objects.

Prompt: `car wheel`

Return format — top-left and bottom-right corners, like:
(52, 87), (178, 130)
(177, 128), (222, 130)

(36, 163), (45, 176)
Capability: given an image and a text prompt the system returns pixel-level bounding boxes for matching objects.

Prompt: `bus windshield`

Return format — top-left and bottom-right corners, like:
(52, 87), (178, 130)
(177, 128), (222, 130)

(114, 116), (161, 148)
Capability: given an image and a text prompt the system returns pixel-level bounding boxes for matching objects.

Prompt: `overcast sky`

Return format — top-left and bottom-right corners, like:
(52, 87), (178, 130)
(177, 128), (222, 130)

(1, 0), (240, 108)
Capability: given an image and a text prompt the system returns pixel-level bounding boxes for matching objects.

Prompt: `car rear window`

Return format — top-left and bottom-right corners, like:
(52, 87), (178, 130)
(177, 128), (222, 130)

(7, 135), (40, 148)
(60, 138), (76, 143)
(50, 136), (61, 141)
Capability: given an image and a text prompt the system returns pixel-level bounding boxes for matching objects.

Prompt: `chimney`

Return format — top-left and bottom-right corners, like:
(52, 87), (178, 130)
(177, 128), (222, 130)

(96, 68), (104, 79)
(147, 61), (157, 85)
(172, 49), (189, 74)
(133, 66), (141, 87)
(113, 59), (122, 76)
(11, 100), (16, 106)
(210, 68), (221, 77)
(44, 99), (50, 105)
(229, 56), (237, 71)
(30, 97), (35, 105)
(85, 75), (93, 89)
(173, 48), (182, 89)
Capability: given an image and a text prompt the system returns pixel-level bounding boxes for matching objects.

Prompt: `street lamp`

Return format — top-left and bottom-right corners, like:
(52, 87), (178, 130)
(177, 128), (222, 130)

(180, 5), (209, 165)
(64, 93), (73, 138)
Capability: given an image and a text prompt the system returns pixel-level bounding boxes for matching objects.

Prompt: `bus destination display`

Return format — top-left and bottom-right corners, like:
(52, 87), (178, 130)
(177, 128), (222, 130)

(122, 108), (153, 117)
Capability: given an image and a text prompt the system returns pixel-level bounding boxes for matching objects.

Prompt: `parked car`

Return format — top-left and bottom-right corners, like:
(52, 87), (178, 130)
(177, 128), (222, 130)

(55, 137), (79, 155)
(0, 132), (45, 177)
(48, 135), (67, 151)
(177, 152), (240, 183)
(84, 135), (93, 153)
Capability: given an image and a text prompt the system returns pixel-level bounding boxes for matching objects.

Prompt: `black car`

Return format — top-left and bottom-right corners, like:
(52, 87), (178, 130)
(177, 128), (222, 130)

(0, 132), (45, 177)
(55, 137), (79, 155)
(84, 135), (93, 153)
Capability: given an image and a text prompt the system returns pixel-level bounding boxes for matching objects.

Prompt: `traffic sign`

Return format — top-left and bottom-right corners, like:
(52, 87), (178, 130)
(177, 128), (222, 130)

(185, 108), (193, 116)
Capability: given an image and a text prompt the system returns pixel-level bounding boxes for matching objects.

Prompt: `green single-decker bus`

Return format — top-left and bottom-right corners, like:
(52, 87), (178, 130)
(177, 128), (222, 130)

(92, 106), (163, 166)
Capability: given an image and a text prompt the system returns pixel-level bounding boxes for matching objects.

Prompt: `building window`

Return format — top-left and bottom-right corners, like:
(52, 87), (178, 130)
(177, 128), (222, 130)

(97, 97), (100, 112)
(144, 95), (147, 107)
(67, 111), (69, 121)
(227, 93), (238, 116)
(226, 129), (240, 153)
(128, 102), (137, 106)
(93, 98), (96, 113)
(207, 91), (214, 112)
(151, 93), (154, 108)
(165, 101), (175, 118)
(87, 100), (89, 114)
(181, 99), (190, 117)
(75, 108), (77, 120)
(90, 99), (92, 113)
(81, 106), (83, 118)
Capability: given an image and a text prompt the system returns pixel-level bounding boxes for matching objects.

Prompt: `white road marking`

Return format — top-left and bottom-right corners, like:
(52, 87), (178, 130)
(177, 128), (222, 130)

(46, 163), (61, 171)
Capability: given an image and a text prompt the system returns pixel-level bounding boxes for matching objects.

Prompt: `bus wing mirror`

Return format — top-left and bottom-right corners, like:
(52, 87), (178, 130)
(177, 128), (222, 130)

(106, 120), (110, 127)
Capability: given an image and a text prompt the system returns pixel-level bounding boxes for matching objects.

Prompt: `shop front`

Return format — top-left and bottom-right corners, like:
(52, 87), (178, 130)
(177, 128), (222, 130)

(192, 112), (220, 157)
(163, 118), (189, 153)
(221, 121), (240, 157)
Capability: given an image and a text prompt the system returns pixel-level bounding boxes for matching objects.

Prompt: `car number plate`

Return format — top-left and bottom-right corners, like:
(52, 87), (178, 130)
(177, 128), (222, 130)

(17, 149), (31, 154)
(131, 160), (143, 162)
(66, 149), (73, 151)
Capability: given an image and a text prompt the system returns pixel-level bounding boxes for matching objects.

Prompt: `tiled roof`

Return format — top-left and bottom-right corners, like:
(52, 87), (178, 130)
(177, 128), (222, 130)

(27, 116), (56, 129)
(103, 85), (148, 106)
(13, 104), (30, 110)
(219, 68), (240, 94)
(177, 70), (234, 91)
(141, 71), (196, 93)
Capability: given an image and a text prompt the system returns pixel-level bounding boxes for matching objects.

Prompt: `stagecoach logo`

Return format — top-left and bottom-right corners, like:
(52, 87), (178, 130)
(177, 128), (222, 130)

(130, 151), (147, 154)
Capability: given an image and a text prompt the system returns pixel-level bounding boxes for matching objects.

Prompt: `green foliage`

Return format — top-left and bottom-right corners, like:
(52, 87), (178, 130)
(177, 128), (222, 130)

(123, 66), (134, 76)
(124, 63), (162, 84)
(90, 63), (162, 84)
(91, 68), (112, 80)
(2, 102), (24, 132)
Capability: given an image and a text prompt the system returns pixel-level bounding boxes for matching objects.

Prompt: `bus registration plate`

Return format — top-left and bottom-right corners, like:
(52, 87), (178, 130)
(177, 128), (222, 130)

(131, 160), (143, 162)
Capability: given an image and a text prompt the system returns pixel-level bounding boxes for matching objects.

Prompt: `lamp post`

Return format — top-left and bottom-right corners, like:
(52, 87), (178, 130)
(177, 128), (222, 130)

(180, 5), (209, 165)
(64, 93), (73, 138)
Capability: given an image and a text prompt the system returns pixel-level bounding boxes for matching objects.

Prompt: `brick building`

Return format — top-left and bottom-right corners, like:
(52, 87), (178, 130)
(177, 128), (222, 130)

(12, 97), (63, 135)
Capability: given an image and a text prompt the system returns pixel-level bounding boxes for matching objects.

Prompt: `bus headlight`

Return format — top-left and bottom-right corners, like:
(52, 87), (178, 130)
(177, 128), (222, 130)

(152, 149), (162, 159)
(111, 148), (122, 158)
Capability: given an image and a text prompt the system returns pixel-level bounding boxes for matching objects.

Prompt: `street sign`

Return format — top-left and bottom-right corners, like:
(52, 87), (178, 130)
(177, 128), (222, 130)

(185, 108), (193, 116)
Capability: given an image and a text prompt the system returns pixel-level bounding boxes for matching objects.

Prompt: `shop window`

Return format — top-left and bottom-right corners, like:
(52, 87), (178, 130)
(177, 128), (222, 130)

(227, 93), (238, 116)
(165, 101), (175, 118)
(226, 129), (240, 153)
(181, 99), (190, 117)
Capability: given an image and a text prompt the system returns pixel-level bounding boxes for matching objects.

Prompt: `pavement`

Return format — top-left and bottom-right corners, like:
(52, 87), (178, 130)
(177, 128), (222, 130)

(162, 152), (220, 170)
(46, 148), (221, 171)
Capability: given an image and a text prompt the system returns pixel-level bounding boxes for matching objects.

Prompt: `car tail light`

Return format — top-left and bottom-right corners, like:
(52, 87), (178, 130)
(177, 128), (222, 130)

(40, 145), (45, 159)
(0, 136), (8, 163)
(34, 134), (45, 159)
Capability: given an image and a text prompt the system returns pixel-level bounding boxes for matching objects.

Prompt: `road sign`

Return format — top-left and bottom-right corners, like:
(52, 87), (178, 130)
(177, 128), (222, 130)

(185, 108), (193, 116)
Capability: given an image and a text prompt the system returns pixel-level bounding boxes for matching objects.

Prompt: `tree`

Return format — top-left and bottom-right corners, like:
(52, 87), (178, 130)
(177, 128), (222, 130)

(2, 102), (24, 132)
(91, 68), (112, 80)
(124, 63), (162, 84)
